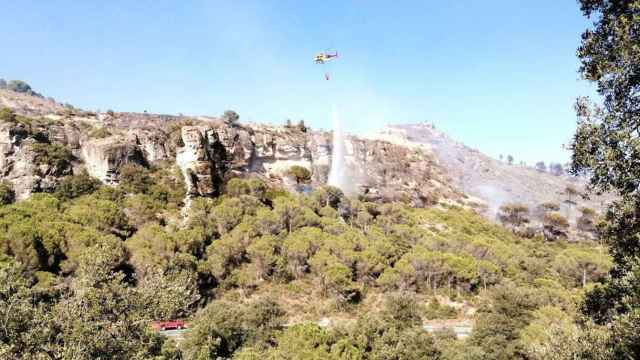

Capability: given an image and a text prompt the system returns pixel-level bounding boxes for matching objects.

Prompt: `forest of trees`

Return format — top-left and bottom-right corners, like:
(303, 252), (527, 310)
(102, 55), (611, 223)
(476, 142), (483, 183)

(0, 152), (611, 358)
(1, 0), (639, 358)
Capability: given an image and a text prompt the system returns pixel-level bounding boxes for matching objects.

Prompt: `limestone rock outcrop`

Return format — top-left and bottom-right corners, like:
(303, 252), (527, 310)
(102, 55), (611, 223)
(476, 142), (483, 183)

(0, 89), (461, 206)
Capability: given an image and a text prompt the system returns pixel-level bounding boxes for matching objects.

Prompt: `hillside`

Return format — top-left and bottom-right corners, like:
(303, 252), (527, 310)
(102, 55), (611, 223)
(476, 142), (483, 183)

(0, 88), (612, 359)
(369, 123), (612, 238)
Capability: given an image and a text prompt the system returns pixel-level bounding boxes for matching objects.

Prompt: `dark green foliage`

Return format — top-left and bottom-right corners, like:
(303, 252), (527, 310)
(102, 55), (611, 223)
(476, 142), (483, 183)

(0, 181), (15, 205)
(118, 163), (153, 194)
(507, 154), (514, 165)
(0, 167), (612, 358)
(225, 177), (268, 200)
(424, 298), (458, 320)
(0, 211), (197, 358)
(181, 298), (284, 359)
(30, 143), (74, 169)
(7, 80), (33, 94)
(0, 107), (15, 123)
(577, 207), (597, 233)
(54, 171), (102, 200)
(570, 5), (640, 342)
(297, 119), (307, 132)
(469, 283), (545, 359)
(286, 165), (312, 184)
(381, 293), (423, 329)
(222, 110), (240, 125)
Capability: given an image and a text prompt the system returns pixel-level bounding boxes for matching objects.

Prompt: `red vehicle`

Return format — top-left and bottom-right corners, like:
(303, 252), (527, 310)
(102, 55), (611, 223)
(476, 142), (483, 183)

(151, 320), (188, 331)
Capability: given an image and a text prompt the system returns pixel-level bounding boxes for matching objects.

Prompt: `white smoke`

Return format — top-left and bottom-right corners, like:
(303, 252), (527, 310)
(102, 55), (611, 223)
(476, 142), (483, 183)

(328, 105), (348, 191)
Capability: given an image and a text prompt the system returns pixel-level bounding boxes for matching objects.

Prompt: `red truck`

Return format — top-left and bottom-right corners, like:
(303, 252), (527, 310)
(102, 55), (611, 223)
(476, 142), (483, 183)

(151, 320), (188, 331)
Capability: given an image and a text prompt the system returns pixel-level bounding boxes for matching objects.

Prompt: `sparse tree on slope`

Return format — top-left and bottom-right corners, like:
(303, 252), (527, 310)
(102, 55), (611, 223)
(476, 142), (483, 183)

(549, 162), (564, 176)
(222, 110), (240, 125)
(543, 212), (569, 241)
(498, 203), (530, 228)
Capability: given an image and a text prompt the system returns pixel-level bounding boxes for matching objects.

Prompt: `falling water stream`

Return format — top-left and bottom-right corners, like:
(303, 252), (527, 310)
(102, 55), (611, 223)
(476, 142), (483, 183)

(328, 105), (348, 191)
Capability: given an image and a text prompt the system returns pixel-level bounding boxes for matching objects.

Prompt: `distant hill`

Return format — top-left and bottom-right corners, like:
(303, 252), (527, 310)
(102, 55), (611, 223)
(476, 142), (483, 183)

(368, 123), (612, 238)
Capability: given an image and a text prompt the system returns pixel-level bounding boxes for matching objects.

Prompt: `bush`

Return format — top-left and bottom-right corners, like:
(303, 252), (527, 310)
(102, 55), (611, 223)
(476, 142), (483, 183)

(222, 110), (239, 125)
(0, 107), (15, 123)
(286, 165), (311, 184)
(538, 202), (560, 212)
(31, 143), (74, 169)
(424, 299), (458, 320)
(498, 202), (530, 227)
(225, 177), (268, 200)
(382, 293), (423, 329)
(88, 127), (112, 139)
(543, 212), (570, 241)
(297, 120), (307, 132)
(181, 298), (284, 358)
(578, 207), (597, 233)
(54, 172), (102, 200)
(7, 80), (33, 94)
(118, 164), (152, 194)
(0, 181), (15, 205)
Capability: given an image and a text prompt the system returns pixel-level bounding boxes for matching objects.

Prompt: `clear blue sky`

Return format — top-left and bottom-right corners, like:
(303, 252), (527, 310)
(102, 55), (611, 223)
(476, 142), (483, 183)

(0, 0), (595, 164)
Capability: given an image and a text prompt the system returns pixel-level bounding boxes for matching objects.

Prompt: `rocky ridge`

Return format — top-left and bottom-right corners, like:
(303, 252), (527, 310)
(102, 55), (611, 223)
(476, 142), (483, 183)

(0, 89), (460, 207)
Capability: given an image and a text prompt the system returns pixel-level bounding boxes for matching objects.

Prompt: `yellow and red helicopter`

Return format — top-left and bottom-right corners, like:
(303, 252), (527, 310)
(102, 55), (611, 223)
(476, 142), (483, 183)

(315, 51), (339, 80)
(314, 51), (339, 64)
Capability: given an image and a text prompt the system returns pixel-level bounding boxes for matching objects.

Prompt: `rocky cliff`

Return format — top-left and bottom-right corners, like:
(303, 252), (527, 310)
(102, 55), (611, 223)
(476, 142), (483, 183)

(0, 90), (460, 207)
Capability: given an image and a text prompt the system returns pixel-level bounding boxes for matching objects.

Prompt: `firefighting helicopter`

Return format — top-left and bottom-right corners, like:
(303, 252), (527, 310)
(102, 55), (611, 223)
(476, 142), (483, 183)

(315, 50), (339, 80)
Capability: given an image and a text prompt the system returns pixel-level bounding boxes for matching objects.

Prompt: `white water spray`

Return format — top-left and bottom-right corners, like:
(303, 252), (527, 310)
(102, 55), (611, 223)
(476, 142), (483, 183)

(328, 105), (348, 191)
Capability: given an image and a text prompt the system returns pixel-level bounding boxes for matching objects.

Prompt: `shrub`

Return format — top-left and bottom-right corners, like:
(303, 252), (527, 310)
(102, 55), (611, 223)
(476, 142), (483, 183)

(382, 293), (423, 329)
(549, 163), (564, 176)
(424, 299), (458, 320)
(543, 212), (570, 241)
(0, 181), (15, 205)
(498, 203), (530, 227)
(538, 202), (560, 212)
(54, 172), (102, 200)
(297, 120), (307, 132)
(7, 80), (33, 94)
(31, 143), (74, 169)
(118, 164), (152, 194)
(225, 177), (267, 200)
(88, 127), (112, 139)
(222, 110), (239, 125)
(0, 79), (6, 89)
(0, 107), (15, 123)
(577, 207), (597, 233)
(286, 165), (311, 184)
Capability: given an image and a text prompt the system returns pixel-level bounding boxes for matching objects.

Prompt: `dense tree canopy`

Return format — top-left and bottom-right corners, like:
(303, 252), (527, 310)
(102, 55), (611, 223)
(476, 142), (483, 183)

(570, 1), (640, 358)
(0, 168), (609, 358)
